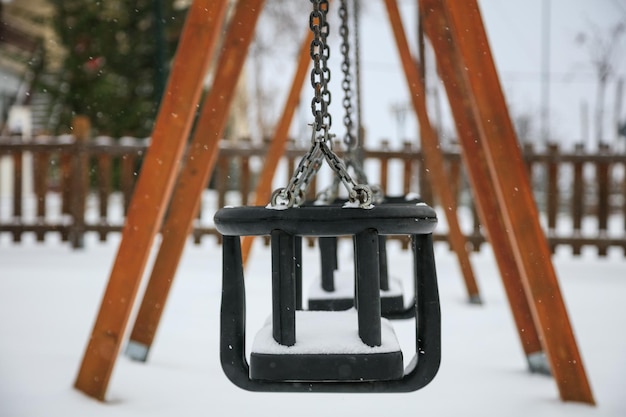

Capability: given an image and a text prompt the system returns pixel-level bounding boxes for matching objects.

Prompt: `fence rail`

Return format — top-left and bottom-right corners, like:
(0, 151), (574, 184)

(1, 131), (625, 257)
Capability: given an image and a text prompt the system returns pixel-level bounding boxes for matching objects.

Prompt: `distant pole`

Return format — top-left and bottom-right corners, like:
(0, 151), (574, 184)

(541, 0), (551, 146)
(580, 100), (589, 148)
(614, 77), (623, 146)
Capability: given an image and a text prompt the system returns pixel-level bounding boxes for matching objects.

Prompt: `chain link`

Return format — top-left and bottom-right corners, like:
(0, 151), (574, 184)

(309, 0), (331, 134)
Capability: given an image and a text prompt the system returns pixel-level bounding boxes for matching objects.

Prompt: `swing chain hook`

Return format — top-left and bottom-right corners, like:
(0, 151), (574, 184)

(270, 124), (326, 208)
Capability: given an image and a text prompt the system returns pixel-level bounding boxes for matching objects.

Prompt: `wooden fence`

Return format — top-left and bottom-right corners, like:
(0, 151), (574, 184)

(1, 129), (625, 257)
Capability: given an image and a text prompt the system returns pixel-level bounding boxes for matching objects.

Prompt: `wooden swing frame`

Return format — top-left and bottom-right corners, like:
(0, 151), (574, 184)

(74, 0), (594, 405)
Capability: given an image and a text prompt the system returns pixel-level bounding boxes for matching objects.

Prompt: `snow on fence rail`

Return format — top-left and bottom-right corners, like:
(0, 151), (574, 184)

(1, 130), (625, 257)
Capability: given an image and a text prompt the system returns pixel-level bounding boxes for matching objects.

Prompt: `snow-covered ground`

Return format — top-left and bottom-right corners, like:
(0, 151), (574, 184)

(1, 223), (625, 417)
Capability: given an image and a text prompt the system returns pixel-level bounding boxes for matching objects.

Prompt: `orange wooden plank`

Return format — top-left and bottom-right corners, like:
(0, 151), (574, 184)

(440, 0), (594, 403)
(420, 0), (545, 368)
(383, 0), (481, 303)
(125, 0), (267, 360)
(73, 0), (229, 401)
(241, 28), (314, 265)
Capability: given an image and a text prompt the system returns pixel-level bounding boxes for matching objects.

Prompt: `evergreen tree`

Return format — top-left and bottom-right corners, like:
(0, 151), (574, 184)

(46, 0), (186, 137)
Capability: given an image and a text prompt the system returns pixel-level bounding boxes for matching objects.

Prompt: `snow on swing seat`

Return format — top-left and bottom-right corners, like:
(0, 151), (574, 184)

(249, 309), (404, 382)
(251, 309), (401, 355)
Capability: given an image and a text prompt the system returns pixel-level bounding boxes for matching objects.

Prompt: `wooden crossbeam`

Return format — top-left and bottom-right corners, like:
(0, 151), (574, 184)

(73, 0), (230, 401)
(124, 0), (268, 362)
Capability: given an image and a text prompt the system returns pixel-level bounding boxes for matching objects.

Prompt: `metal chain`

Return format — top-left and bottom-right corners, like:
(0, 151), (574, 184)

(339, 0), (355, 151)
(353, 0), (363, 149)
(271, 0), (331, 207)
(338, 0), (368, 186)
(270, 0), (372, 209)
(316, 0), (352, 204)
(309, 0), (332, 134)
(318, 0), (382, 204)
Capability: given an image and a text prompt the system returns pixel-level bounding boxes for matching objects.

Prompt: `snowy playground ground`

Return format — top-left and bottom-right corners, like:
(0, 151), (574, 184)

(1, 226), (625, 417)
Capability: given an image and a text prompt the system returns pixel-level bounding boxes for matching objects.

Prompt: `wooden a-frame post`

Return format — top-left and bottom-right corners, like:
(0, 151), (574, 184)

(418, 0), (547, 372)
(436, 0), (594, 403)
(125, 0), (267, 362)
(384, 0), (594, 403)
(74, 0), (230, 401)
(75, 0), (593, 404)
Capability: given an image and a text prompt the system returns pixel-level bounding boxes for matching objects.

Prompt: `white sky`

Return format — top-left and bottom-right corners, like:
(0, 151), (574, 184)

(480, 0), (626, 147)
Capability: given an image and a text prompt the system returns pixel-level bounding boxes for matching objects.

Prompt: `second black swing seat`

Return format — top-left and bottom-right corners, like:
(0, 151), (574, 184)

(215, 202), (441, 392)
(308, 195), (424, 319)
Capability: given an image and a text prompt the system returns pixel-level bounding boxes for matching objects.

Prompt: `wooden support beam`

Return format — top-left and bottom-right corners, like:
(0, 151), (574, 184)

(382, 0), (481, 303)
(420, 0), (546, 372)
(241, 27), (314, 265)
(437, 0), (594, 404)
(73, 0), (229, 401)
(125, 0), (267, 361)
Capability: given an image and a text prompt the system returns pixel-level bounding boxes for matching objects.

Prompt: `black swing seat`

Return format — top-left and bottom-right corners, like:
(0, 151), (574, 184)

(215, 203), (441, 392)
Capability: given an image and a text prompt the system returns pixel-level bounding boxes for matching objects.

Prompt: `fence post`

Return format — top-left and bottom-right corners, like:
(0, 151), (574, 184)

(379, 140), (389, 194)
(70, 116), (90, 249)
(402, 141), (413, 195)
(417, 149), (434, 205)
(12, 146), (23, 242)
(240, 137), (251, 206)
(217, 153), (229, 209)
(470, 195), (482, 251)
(34, 149), (48, 241)
(596, 143), (610, 256)
(447, 150), (461, 209)
(622, 156), (626, 256)
(572, 144), (584, 255)
(546, 143), (559, 253)
(60, 146), (71, 214)
(96, 137), (112, 241)
(119, 142), (135, 215)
